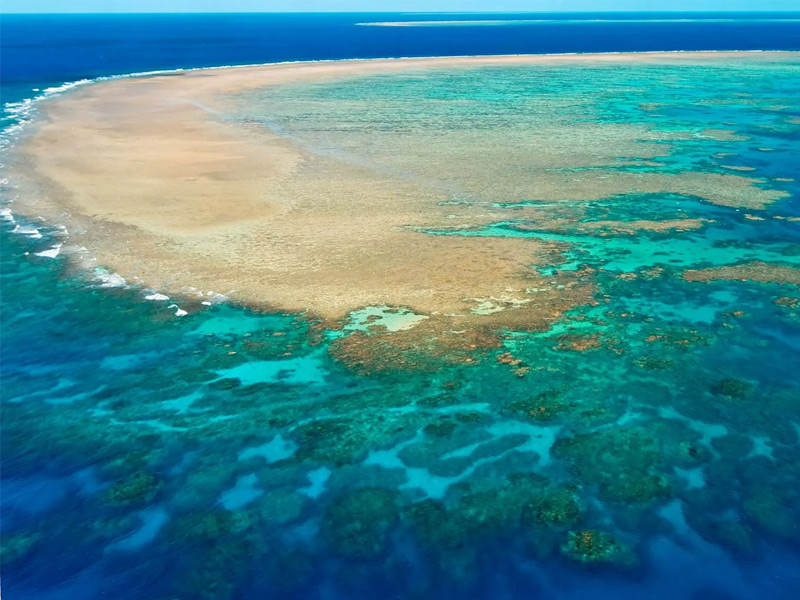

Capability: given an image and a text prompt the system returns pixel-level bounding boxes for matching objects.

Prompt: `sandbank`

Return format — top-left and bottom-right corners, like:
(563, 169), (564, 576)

(9, 52), (796, 329)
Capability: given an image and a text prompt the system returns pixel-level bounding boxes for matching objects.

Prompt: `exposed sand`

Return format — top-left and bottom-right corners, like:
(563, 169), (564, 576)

(10, 52), (794, 327)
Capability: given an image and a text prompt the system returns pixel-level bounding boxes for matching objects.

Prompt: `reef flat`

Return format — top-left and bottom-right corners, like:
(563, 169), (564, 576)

(11, 53), (793, 332)
(683, 261), (800, 286)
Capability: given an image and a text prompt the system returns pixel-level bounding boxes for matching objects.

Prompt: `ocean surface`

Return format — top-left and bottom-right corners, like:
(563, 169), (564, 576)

(2, 12), (800, 600)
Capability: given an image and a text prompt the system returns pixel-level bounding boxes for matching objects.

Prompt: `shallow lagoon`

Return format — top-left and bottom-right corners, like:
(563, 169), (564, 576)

(2, 52), (800, 600)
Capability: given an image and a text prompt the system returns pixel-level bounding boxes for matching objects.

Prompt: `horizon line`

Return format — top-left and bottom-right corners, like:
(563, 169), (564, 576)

(4, 10), (800, 16)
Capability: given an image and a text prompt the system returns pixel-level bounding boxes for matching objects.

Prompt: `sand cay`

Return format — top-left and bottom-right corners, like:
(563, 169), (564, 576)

(10, 52), (794, 330)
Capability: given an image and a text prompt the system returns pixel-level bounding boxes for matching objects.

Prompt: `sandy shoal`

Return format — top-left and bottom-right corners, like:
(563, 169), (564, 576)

(10, 52), (795, 324)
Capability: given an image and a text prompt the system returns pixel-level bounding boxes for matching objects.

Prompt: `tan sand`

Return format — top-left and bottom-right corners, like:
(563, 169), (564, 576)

(9, 52), (795, 327)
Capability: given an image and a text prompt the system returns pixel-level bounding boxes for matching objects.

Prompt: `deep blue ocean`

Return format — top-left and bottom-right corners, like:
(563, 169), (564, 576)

(2, 12), (800, 600)
(3, 12), (800, 103)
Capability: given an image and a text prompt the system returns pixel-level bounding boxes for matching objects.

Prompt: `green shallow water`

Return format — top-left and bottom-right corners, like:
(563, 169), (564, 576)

(2, 55), (800, 599)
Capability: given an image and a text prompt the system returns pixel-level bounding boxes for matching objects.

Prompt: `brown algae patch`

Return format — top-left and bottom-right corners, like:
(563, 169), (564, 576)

(329, 269), (595, 375)
(328, 320), (503, 375)
(509, 218), (713, 238)
(683, 262), (800, 286)
(578, 218), (713, 235)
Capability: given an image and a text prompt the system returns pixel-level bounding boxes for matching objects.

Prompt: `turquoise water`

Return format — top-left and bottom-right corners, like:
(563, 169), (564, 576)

(3, 20), (800, 600)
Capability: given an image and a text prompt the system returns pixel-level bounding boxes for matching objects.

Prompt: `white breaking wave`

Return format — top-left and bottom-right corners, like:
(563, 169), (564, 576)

(168, 304), (188, 317)
(92, 269), (127, 288)
(144, 292), (170, 301)
(12, 224), (42, 239)
(0, 206), (15, 224)
(35, 243), (63, 258)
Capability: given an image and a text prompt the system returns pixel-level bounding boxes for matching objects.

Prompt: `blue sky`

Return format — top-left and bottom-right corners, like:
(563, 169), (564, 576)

(3, 1), (798, 13)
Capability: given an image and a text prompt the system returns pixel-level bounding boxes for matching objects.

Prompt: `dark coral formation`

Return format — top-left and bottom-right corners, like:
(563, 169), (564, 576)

(522, 487), (581, 528)
(552, 427), (674, 505)
(104, 471), (160, 506)
(561, 530), (635, 566)
(321, 488), (401, 559)
(712, 378), (753, 402)
(506, 389), (573, 421)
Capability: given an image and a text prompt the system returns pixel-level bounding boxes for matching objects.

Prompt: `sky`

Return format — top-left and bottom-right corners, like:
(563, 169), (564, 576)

(2, 1), (799, 14)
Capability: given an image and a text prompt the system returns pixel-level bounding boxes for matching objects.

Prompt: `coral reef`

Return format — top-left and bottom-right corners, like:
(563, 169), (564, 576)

(551, 427), (673, 504)
(506, 389), (573, 421)
(712, 378), (753, 402)
(406, 499), (469, 551)
(522, 487), (582, 528)
(321, 488), (401, 559)
(104, 471), (160, 506)
(561, 530), (635, 566)
(0, 531), (43, 568)
(683, 261), (800, 286)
